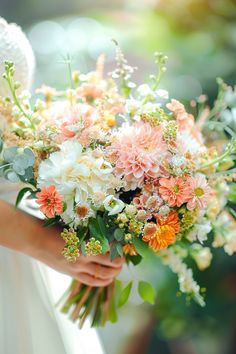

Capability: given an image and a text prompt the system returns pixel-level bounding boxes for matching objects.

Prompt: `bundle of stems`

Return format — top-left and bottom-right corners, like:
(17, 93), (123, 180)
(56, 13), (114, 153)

(60, 279), (117, 328)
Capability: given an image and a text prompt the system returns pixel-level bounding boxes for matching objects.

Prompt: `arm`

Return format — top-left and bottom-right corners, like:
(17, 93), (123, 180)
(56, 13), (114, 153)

(0, 199), (124, 286)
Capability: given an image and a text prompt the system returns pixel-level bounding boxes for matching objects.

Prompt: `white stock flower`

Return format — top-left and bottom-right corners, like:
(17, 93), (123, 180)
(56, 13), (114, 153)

(159, 248), (204, 306)
(103, 195), (125, 215)
(192, 245), (213, 270)
(186, 213), (212, 243)
(224, 231), (236, 256)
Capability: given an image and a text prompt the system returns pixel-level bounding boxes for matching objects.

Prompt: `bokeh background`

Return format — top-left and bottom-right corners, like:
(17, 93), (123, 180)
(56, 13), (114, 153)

(1, 1), (236, 353)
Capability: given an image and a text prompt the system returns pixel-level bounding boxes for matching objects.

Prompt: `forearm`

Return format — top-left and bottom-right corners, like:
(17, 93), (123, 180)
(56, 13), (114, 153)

(0, 199), (59, 257)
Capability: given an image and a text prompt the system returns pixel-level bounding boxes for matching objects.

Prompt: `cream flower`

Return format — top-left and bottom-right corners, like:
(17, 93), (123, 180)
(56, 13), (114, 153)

(103, 195), (125, 215)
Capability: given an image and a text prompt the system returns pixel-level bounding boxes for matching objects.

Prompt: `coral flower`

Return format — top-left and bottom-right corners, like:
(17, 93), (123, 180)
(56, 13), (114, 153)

(159, 176), (189, 207)
(186, 175), (212, 211)
(123, 243), (138, 256)
(142, 211), (180, 252)
(36, 185), (63, 218)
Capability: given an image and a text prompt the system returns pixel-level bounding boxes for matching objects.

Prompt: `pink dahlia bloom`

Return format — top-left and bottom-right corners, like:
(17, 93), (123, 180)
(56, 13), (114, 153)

(186, 175), (212, 211)
(159, 176), (190, 207)
(110, 122), (168, 189)
(36, 185), (63, 218)
(42, 101), (95, 139)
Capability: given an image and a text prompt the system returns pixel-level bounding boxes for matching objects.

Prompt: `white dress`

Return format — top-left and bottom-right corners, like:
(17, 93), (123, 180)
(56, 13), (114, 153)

(0, 18), (104, 354)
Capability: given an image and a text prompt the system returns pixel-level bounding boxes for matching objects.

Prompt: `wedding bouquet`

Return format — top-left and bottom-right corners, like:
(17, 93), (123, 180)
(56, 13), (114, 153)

(1, 45), (236, 327)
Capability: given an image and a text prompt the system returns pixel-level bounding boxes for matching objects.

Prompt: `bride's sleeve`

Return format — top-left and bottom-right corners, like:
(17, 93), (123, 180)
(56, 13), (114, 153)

(0, 17), (35, 203)
(0, 17), (35, 97)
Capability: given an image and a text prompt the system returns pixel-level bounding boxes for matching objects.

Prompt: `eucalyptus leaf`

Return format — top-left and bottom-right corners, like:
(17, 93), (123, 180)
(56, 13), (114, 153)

(3, 147), (18, 163)
(13, 154), (29, 169)
(110, 243), (123, 260)
(23, 148), (35, 165)
(114, 228), (125, 242)
(7, 170), (20, 182)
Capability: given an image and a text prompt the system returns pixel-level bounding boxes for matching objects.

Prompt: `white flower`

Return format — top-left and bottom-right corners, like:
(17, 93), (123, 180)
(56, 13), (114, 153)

(137, 84), (154, 98)
(159, 248), (205, 306)
(224, 231), (236, 256)
(155, 89), (169, 100)
(38, 140), (119, 224)
(103, 195), (125, 215)
(186, 214), (212, 243)
(192, 245), (212, 270)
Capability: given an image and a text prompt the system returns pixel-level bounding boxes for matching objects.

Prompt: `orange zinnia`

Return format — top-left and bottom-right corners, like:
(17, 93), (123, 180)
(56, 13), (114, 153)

(36, 185), (63, 218)
(142, 211), (180, 252)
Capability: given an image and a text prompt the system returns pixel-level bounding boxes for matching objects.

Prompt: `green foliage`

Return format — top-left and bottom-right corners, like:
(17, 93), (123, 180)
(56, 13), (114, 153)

(88, 216), (109, 253)
(118, 282), (133, 307)
(15, 187), (35, 207)
(133, 237), (149, 257)
(0, 146), (35, 184)
(43, 216), (61, 227)
(110, 242), (123, 260)
(138, 280), (156, 305)
(114, 228), (125, 242)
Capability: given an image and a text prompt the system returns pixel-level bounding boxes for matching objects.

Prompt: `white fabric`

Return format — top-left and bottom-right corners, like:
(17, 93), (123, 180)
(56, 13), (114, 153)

(0, 182), (105, 354)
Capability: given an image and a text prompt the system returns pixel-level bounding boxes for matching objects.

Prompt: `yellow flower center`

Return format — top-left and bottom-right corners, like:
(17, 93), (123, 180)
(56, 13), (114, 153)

(172, 185), (179, 194)
(194, 187), (204, 197)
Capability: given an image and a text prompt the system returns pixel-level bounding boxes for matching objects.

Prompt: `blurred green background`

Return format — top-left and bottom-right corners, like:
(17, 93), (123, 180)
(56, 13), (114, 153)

(1, 1), (236, 353)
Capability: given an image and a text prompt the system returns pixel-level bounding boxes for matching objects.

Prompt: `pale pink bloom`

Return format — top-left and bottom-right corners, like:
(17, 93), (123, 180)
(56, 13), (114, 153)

(167, 99), (194, 131)
(36, 185), (63, 218)
(42, 102), (95, 140)
(109, 122), (167, 189)
(186, 175), (212, 211)
(159, 176), (190, 207)
(76, 83), (104, 100)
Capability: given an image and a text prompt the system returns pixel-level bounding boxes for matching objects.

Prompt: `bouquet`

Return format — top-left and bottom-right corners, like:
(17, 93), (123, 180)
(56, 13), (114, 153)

(1, 45), (236, 327)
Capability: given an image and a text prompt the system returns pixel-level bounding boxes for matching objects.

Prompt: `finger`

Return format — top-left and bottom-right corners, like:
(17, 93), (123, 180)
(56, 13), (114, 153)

(75, 272), (114, 287)
(85, 254), (125, 268)
(79, 263), (122, 280)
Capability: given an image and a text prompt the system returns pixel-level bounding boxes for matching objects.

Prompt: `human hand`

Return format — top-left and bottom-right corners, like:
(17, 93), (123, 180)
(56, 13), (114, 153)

(30, 224), (125, 287)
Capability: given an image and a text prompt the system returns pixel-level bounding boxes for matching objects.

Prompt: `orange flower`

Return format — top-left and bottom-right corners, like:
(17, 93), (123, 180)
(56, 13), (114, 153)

(123, 243), (138, 256)
(36, 185), (63, 218)
(142, 211), (180, 252)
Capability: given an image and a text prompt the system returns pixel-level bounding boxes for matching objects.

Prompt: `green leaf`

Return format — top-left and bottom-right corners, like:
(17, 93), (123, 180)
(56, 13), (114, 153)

(114, 228), (125, 241)
(88, 217), (109, 253)
(15, 187), (34, 208)
(110, 243), (120, 260)
(118, 282), (132, 307)
(0, 138), (3, 153)
(43, 216), (60, 227)
(133, 237), (149, 258)
(126, 254), (142, 265)
(138, 281), (156, 305)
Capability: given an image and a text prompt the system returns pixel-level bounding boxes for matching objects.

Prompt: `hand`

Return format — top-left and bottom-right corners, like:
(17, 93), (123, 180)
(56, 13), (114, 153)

(30, 224), (125, 287)
(0, 201), (124, 287)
